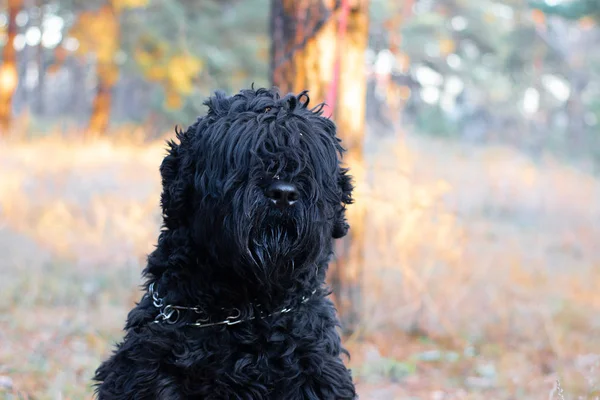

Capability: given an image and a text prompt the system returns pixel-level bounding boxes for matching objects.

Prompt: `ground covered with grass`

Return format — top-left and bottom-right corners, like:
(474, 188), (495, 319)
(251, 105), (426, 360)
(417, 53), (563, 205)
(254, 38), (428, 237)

(1, 134), (599, 399)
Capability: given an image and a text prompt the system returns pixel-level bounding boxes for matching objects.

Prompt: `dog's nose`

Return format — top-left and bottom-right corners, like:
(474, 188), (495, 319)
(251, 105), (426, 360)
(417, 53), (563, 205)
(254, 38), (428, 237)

(265, 181), (299, 208)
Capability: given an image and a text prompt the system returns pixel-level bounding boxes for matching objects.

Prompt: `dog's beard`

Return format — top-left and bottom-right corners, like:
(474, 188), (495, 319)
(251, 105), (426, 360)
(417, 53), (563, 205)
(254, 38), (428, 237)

(203, 186), (331, 286)
(247, 207), (302, 271)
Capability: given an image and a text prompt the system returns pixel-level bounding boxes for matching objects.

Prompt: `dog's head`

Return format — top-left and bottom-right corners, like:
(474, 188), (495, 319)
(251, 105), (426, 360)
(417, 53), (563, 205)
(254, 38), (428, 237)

(153, 88), (353, 284)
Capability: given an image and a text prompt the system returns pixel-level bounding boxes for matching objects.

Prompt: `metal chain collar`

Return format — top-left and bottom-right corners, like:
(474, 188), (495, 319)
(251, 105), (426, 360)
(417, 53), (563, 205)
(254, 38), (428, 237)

(148, 282), (315, 329)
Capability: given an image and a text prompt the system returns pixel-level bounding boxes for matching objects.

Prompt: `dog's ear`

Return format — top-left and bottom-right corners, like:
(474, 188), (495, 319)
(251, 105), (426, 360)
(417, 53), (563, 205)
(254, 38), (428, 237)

(147, 126), (195, 277)
(320, 117), (354, 239)
(159, 127), (190, 229)
(332, 167), (353, 239)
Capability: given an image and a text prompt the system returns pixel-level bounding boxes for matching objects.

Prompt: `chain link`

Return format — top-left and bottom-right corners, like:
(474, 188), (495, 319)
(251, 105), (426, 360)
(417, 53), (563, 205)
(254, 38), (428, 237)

(148, 282), (315, 329)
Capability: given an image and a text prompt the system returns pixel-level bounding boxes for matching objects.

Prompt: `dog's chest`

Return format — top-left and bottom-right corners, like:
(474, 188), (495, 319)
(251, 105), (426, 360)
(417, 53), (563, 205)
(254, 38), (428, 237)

(168, 325), (324, 396)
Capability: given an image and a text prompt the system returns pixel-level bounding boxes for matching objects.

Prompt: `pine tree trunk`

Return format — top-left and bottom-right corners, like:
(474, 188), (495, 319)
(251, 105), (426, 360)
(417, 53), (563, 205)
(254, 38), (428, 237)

(34, 0), (45, 116)
(89, 64), (115, 136)
(270, 0), (338, 105)
(88, 2), (120, 137)
(0, 0), (23, 135)
(271, 0), (370, 334)
(330, 0), (369, 334)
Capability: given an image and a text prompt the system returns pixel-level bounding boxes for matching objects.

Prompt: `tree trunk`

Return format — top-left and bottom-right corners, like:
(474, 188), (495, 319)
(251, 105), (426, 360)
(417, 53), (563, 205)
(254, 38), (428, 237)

(0, 0), (23, 135)
(89, 64), (115, 135)
(271, 0), (370, 334)
(88, 2), (120, 136)
(34, 0), (45, 116)
(270, 0), (338, 105)
(330, 0), (369, 334)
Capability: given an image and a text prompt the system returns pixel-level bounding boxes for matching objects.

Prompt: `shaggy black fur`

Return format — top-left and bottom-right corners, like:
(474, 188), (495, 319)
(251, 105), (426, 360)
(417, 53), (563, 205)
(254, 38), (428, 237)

(93, 87), (356, 399)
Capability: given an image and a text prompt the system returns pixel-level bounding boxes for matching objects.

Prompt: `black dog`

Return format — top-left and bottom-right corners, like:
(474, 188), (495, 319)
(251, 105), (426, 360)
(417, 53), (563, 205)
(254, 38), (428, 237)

(94, 88), (356, 399)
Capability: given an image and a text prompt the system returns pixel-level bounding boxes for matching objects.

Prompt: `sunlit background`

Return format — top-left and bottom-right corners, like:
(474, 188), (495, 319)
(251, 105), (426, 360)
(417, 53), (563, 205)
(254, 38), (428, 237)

(1, 0), (600, 398)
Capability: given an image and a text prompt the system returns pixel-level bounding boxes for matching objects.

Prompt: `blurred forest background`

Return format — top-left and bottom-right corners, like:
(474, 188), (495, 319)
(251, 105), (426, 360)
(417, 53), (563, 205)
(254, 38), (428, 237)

(1, 0), (600, 398)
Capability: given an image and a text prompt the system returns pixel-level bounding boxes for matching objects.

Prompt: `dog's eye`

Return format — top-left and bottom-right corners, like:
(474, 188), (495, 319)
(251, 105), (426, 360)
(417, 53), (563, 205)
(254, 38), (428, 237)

(264, 107), (272, 113)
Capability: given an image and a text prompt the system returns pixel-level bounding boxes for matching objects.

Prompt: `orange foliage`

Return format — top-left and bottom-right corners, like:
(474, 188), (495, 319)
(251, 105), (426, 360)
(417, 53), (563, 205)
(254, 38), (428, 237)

(113, 0), (149, 12)
(134, 36), (203, 109)
(579, 16), (596, 30)
(70, 5), (120, 65)
(167, 55), (203, 95)
(531, 9), (546, 25)
(0, 0), (23, 133)
(439, 37), (456, 56)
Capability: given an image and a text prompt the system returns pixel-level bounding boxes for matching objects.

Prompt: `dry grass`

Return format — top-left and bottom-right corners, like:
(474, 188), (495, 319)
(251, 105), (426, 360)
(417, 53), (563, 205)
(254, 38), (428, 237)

(1, 132), (599, 399)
